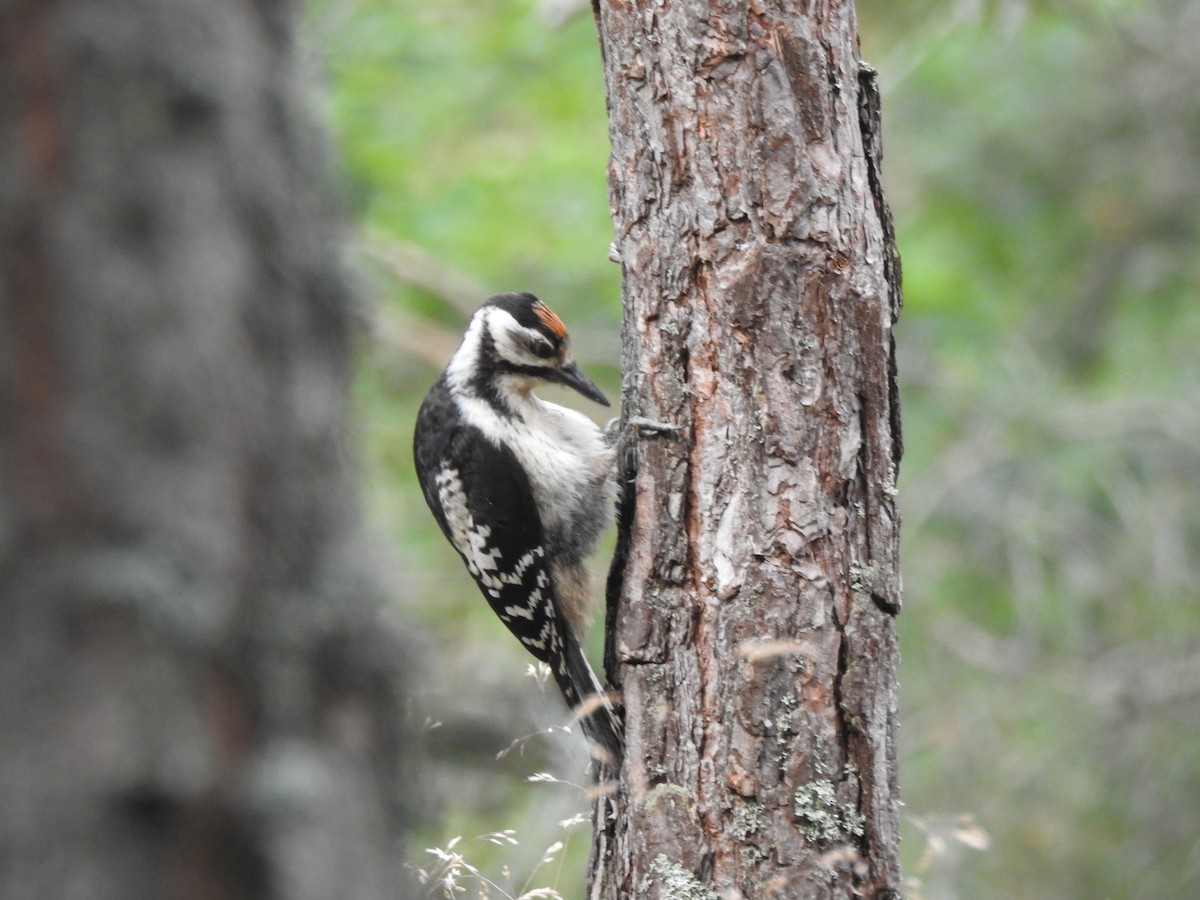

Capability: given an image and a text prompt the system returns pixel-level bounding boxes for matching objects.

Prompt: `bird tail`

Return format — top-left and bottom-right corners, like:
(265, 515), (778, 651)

(553, 626), (623, 769)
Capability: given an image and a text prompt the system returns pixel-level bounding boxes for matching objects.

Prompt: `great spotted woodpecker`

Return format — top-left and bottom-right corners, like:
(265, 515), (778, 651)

(413, 292), (622, 763)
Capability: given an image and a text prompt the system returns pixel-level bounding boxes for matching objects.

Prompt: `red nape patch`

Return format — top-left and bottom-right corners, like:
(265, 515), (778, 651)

(533, 301), (569, 339)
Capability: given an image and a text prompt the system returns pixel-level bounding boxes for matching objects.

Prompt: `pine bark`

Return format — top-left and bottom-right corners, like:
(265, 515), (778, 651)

(0, 2), (411, 897)
(592, 1), (902, 897)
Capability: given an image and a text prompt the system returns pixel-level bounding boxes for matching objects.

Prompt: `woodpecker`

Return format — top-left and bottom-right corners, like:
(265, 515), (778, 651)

(413, 292), (622, 763)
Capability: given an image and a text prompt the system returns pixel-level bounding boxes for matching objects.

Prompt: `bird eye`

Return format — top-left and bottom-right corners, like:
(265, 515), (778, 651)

(531, 339), (556, 359)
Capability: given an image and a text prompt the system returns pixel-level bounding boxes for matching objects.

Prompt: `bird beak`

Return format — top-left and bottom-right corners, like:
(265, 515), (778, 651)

(552, 360), (610, 407)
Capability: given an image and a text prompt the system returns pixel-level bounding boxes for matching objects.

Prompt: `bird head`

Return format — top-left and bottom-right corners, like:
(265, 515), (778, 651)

(459, 292), (610, 407)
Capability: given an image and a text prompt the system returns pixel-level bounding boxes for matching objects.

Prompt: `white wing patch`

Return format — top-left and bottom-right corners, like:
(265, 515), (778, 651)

(435, 465), (555, 640)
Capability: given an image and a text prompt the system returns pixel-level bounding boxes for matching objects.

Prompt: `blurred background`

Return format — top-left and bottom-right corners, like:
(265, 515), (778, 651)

(304, 0), (1200, 896)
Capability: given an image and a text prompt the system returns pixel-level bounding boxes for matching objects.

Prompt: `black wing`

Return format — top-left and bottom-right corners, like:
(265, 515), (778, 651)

(414, 383), (564, 663)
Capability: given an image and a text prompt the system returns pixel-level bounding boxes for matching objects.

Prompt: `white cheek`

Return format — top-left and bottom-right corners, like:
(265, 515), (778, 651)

(494, 329), (531, 366)
(484, 309), (540, 367)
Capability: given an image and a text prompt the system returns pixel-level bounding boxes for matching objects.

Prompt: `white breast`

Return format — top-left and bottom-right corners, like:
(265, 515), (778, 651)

(455, 391), (614, 552)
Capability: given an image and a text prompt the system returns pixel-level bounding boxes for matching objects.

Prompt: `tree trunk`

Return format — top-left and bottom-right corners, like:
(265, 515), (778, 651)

(591, 1), (903, 897)
(0, 2), (411, 898)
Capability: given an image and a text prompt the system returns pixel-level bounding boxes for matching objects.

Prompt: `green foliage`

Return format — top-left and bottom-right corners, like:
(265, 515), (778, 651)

(862, 2), (1200, 896)
(312, 0), (1200, 896)
(309, 0), (618, 300)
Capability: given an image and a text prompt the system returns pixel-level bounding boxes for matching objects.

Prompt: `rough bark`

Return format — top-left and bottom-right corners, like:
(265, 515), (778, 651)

(592, 1), (902, 897)
(0, 2), (411, 898)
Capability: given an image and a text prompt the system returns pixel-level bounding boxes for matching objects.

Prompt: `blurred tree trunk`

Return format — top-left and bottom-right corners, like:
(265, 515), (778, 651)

(591, 1), (903, 897)
(0, 2), (411, 898)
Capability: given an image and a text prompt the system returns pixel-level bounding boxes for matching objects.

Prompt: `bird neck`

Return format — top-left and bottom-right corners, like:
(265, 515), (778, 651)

(446, 317), (538, 421)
